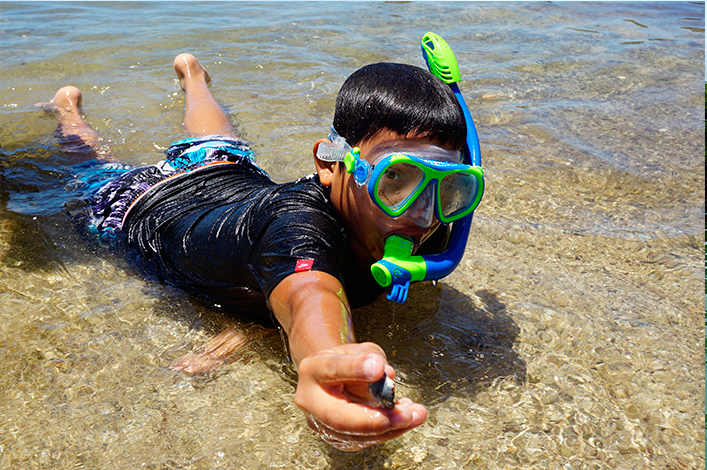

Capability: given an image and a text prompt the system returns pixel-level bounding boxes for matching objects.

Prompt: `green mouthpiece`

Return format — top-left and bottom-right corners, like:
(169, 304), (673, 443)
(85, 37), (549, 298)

(370, 236), (428, 288)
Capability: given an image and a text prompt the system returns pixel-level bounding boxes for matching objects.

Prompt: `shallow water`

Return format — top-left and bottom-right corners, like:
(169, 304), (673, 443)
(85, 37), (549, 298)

(0, 1), (704, 469)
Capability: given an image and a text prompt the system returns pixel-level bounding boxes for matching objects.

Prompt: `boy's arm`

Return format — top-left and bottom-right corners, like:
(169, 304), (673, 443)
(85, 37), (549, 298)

(269, 270), (427, 451)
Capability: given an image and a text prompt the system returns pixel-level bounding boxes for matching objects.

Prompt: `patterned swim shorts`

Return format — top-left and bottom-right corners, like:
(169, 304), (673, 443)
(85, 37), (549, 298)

(88, 135), (265, 239)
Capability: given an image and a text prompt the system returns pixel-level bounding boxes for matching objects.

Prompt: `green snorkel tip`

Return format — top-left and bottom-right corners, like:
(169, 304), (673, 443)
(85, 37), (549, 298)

(421, 32), (461, 84)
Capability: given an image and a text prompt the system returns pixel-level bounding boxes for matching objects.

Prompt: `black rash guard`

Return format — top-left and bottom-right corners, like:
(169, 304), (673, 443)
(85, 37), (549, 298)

(122, 162), (386, 310)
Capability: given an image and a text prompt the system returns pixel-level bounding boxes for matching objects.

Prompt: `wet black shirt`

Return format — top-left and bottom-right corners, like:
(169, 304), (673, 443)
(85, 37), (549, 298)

(123, 163), (386, 310)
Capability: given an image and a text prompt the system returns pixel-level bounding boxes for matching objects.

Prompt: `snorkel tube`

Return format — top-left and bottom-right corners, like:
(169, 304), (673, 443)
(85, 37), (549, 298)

(371, 32), (483, 303)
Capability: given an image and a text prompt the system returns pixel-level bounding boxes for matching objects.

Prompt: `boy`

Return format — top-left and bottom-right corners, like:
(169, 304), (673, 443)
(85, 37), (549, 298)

(43, 52), (468, 450)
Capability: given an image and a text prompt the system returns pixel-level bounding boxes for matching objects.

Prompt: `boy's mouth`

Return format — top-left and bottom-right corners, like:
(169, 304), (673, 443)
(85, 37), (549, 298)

(382, 227), (426, 252)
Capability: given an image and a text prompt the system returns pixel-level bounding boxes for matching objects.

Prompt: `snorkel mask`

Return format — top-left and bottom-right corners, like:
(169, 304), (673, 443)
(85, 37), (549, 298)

(318, 33), (484, 303)
(318, 130), (484, 226)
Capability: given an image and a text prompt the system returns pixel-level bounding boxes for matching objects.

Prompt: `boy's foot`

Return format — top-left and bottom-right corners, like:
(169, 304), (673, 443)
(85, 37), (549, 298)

(36, 85), (113, 160)
(173, 53), (211, 91)
(36, 85), (83, 117)
(173, 52), (233, 136)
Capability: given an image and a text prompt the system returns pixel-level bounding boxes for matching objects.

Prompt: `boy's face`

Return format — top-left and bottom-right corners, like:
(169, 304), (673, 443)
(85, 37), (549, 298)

(316, 130), (459, 265)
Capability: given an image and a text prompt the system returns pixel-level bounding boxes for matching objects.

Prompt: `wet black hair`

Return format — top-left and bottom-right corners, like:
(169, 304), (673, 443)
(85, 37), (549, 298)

(332, 63), (466, 150)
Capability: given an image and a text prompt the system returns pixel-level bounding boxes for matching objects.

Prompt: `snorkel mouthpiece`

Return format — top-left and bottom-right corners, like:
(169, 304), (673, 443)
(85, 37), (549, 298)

(371, 236), (426, 304)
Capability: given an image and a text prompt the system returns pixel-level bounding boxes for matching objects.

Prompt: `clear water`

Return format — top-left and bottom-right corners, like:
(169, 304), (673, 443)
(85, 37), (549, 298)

(0, 1), (704, 468)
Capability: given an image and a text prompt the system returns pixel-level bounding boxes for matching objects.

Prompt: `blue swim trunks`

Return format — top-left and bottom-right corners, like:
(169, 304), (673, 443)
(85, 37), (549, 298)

(88, 135), (265, 239)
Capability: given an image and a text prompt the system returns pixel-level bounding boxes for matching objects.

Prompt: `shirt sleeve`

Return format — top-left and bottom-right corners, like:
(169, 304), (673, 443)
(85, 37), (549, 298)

(247, 182), (350, 300)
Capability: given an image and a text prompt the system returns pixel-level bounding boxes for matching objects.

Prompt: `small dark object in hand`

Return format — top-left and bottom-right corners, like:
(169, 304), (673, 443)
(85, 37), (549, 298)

(369, 372), (395, 408)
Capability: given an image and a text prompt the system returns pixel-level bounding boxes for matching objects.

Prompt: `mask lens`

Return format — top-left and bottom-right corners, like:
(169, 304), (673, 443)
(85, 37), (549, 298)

(440, 172), (479, 218)
(376, 162), (425, 211)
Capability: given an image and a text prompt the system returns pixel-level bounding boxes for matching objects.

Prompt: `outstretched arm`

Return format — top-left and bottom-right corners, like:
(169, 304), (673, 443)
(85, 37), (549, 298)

(269, 270), (427, 451)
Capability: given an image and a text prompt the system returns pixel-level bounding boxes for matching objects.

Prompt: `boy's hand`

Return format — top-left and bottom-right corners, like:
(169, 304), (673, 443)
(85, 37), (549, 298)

(270, 272), (426, 450)
(294, 342), (427, 451)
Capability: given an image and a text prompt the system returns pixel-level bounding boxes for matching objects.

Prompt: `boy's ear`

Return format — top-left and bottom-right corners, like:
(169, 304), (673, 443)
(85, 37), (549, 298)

(313, 139), (335, 187)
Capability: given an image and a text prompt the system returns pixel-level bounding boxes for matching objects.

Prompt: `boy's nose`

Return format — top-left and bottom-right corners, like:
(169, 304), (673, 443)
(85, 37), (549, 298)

(403, 185), (436, 228)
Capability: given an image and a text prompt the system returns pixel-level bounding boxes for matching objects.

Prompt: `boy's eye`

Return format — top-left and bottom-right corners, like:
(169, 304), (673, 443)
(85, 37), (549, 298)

(377, 163), (426, 208)
(383, 168), (403, 181)
(382, 162), (421, 183)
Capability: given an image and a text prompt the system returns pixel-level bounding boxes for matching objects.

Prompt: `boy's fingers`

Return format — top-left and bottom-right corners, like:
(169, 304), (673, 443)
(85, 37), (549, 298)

(310, 353), (384, 383)
(305, 402), (427, 450)
(301, 384), (426, 435)
(294, 342), (426, 445)
(300, 344), (388, 384)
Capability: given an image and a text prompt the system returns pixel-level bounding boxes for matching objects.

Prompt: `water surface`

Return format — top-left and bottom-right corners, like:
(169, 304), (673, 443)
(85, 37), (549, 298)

(0, 2), (704, 469)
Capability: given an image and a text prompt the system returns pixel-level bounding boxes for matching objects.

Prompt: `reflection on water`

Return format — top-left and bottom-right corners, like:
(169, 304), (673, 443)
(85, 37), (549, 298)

(0, 1), (704, 469)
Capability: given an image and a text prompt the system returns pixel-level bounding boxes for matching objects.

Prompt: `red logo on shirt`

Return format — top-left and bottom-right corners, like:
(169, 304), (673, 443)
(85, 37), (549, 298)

(295, 259), (315, 272)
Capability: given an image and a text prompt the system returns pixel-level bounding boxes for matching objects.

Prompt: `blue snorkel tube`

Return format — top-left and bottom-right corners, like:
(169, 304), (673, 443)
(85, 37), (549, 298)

(370, 32), (483, 303)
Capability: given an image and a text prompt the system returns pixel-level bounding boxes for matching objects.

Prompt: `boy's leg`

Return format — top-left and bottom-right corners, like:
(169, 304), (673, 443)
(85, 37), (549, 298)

(174, 53), (234, 137)
(40, 86), (111, 160)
